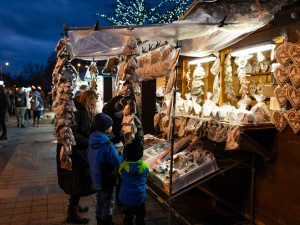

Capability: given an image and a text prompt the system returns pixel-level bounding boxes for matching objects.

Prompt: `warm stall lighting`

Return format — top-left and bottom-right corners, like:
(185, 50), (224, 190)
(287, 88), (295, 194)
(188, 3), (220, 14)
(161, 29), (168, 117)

(188, 56), (217, 65)
(231, 43), (276, 57)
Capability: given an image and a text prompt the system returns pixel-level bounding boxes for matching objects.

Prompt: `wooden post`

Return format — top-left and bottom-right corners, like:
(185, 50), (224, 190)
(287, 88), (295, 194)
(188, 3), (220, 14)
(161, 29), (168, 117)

(182, 59), (188, 98)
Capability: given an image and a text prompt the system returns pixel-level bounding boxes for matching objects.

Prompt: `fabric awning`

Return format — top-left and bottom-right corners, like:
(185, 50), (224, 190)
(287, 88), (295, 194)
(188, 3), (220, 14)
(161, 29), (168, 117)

(67, 0), (286, 60)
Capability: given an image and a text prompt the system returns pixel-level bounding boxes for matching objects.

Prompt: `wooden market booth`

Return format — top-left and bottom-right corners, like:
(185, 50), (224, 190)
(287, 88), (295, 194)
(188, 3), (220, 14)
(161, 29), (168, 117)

(59, 1), (300, 224)
(163, 1), (300, 225)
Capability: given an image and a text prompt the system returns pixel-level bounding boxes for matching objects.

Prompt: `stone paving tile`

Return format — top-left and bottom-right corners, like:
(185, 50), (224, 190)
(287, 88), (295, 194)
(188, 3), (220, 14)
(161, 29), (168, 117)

(0, 118), (182, 225)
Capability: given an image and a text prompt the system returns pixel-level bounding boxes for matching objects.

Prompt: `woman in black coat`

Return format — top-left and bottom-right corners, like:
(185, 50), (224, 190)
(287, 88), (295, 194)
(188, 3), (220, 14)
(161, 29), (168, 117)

(56, 90), (98, 224)
(0, 86), (10, 140)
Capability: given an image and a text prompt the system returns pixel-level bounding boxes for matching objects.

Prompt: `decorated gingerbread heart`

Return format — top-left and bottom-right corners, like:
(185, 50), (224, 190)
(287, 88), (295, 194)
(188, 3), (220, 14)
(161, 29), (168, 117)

(287, 86), (300, 109)
(289, 44), (300, 66)
(274, 65), (290, 86)
(288, 65), (300, 87)
(272, 110), (288, 132)
(284, 109), (300, 134)
(274, 85), (289, 108)
(275, 42), (293, 66)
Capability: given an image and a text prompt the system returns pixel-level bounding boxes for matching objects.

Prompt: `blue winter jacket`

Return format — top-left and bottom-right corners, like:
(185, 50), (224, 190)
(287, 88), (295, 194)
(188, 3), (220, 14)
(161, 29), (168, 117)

(118, 160), (149, 207)
(87, 132), (123, 190)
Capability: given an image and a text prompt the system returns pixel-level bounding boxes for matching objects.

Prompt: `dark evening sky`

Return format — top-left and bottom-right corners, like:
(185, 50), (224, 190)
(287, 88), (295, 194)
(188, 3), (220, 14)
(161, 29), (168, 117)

(0, 0), (112, 76)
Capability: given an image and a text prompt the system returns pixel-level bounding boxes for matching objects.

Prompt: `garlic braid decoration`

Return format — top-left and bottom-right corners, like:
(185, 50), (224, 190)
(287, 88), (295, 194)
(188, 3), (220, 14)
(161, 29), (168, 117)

(52, 37), (77, 170)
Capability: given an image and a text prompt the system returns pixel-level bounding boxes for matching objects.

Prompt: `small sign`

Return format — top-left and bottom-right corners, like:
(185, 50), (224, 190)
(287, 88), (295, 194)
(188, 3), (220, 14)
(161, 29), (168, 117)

(0, 81), (4, 85)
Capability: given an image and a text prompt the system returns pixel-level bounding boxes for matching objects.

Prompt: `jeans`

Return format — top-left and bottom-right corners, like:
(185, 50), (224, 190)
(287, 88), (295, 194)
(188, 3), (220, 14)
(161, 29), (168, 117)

(15, 107), (26, 126)
(96, 188), (114, 221)
(24, 109), (31, 121)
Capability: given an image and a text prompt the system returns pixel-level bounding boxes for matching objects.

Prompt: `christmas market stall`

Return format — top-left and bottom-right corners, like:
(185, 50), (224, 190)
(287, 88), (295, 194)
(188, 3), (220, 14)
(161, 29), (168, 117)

(51, 0), (299, 224)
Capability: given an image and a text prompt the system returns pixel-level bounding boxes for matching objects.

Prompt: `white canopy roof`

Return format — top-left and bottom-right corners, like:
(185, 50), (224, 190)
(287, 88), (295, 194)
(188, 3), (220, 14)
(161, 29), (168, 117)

(67, 0), (286, 60)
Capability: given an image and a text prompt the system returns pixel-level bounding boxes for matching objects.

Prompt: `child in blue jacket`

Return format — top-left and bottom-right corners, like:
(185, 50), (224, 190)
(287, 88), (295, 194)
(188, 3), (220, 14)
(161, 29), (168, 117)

(87, 113), (123, 225)
(119, 154), (149, 225)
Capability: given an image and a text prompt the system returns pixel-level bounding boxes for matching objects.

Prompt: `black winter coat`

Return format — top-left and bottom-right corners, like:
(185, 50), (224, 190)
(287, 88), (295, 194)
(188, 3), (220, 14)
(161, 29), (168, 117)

(102, 95), (144, 161)
(0, 92), (10, 120)
(102, 95), (142, 144)
(56, 99), (96, 196)
(14, 92), (26, 107)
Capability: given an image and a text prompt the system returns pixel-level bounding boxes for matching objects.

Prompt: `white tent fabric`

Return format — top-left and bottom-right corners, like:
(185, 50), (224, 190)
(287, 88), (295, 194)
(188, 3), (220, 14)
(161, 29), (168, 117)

(68, 0), (286, 60)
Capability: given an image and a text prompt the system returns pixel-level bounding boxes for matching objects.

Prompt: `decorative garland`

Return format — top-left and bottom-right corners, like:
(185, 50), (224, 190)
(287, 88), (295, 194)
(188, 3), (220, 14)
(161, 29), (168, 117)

(52, 38), (77, 170)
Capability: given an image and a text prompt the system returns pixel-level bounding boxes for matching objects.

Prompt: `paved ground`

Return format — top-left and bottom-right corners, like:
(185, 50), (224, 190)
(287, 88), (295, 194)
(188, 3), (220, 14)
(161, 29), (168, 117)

(0, 117), (178, 225)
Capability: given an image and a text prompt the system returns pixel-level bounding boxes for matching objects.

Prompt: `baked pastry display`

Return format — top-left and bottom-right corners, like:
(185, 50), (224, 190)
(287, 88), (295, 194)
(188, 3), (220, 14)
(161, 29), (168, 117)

(274, 85), (289, 108)
(288, 65), (300, 87)
(289, 43), (300, 66)
(275, 42), (293, 66)
(273, 110), (288, 132)
(284, 109), (300, 134)
(274, 65), (290, 86)
(287, 86), (300, 109)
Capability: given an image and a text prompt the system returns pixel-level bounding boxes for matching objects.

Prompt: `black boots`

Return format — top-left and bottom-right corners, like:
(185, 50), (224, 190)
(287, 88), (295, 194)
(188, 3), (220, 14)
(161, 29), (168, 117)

(0, 135), (7, 141)
(78, 205), (89, 213)
(67, 206), (89, 224)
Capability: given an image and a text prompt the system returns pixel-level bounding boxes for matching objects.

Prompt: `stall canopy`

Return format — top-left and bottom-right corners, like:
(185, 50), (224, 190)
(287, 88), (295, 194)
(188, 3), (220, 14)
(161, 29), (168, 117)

(68, 0), (287, 60)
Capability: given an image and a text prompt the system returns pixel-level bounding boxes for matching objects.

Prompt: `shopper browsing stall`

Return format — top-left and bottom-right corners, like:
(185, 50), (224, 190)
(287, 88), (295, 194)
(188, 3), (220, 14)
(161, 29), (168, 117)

(56, 90), (97, 224)
(87, 113), (123, 225)
(0, 86), (10, 140)
(118, 156), (149, 225)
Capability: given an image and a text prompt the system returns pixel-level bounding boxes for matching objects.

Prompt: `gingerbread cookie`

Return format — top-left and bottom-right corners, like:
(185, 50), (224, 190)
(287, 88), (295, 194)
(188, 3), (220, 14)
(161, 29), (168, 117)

(274, 65), (290, 86)
(272, 110), (288, 132)
(287, 86), (300, 109)
(284, 109), (300, 134)
(274, 85), (289, 108)
(288, 65), (300, 87)
(275, 42), (293, 66)
(289, 44), (300, 66)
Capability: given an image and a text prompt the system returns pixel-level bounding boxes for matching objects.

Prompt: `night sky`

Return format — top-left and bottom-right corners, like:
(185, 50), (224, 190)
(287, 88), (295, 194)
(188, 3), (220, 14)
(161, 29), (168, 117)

(0, 0), (112, 76)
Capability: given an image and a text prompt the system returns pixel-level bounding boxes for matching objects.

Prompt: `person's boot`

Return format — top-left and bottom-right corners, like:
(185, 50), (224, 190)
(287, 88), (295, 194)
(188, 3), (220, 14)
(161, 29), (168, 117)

(66, 206), (89, 224)
(33, 119), (35, 127)
(37, 119), (40, 127)
(102, 219), (114, 225)
(78, 205), (89, 213)
(123, 216), (133, 225)
(0, 135), (7, 141)
(97, 218), (102, 225)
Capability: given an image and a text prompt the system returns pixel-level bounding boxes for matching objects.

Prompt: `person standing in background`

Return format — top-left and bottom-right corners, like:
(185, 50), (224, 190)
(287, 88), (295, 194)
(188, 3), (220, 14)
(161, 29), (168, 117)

(8, 90), (15, 116)
(0, 86), (10, 140)
(30, 91), (44, 127)
(14, 88), (27, 128)
(75, 84), (89, 96)
(56, 90), (98, 224)
(24, 91), (32, 122)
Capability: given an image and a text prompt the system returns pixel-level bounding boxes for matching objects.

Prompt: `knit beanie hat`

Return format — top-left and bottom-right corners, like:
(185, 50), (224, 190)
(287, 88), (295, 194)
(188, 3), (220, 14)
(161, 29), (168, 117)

(94, 113), (113, 132)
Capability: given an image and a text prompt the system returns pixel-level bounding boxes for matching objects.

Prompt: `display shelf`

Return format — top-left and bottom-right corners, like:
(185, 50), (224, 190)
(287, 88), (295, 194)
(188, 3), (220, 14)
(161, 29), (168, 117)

(245, 72), (271, 76)
(146, 155), (251, 225)
(147, 157), (246, 198)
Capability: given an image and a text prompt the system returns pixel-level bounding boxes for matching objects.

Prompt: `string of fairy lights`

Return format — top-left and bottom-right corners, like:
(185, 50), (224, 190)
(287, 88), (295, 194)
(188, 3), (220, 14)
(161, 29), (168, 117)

(96, 0), (291, 26)
(96, 0), (191, 25)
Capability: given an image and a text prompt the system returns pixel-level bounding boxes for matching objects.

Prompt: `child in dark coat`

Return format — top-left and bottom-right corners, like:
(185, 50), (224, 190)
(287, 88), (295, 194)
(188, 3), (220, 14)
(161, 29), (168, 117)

(118, 153), (149, 225)
(87, 113), (123, 225)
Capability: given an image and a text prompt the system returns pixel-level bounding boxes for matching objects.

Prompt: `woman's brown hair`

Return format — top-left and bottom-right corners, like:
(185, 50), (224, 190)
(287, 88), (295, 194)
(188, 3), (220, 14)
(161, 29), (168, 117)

(74, 90), (98, 113)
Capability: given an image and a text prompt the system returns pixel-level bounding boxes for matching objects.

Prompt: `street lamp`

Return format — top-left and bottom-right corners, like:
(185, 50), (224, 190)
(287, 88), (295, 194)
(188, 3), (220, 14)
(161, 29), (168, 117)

(77, 63), (81, 72)
(0, 61), (10, 82)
